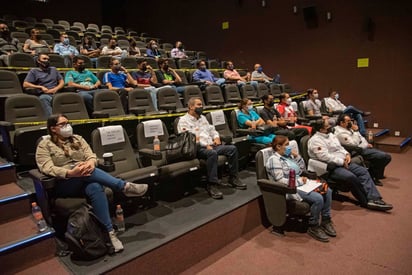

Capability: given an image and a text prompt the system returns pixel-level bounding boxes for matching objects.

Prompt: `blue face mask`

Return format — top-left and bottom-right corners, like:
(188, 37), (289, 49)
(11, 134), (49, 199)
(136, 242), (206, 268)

(247, 105), (253, 111)
(63, 38), (69, 45)
(284, 145), (292, 157)
(257, 67), (263, 73)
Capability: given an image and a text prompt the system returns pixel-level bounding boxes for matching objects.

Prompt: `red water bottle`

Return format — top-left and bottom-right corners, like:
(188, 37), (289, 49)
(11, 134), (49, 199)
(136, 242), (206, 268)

(288, 169), (296, 188)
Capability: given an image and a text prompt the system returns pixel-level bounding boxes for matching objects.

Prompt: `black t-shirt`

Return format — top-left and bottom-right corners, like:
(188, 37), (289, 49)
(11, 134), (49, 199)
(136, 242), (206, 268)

(260, 106), (281, 122)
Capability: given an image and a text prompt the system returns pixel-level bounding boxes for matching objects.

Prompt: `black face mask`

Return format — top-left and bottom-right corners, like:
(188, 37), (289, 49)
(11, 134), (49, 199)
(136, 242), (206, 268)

(141, 65), (147, 71)
(33, 34), (40, 40)
(268, 101), (274, 107)
(178, 45), (183, 50)
(110, 44), (116, 49)
(326, 127), (333, 134)
(163, 65), (169, 71)
(194, 107), (203, 116)
(77, 64), (85, 72)
(38, 60), (50, 69)
(346, 122), (352, 129)
(1, 30), (10, 37)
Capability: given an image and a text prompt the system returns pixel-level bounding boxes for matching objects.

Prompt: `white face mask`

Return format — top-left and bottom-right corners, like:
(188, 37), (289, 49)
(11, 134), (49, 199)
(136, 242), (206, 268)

(286, 98), (292, 105)
(59, 124), (73, 138)
(313, 93), (319, 99)
(247, 105), (254, 111)
(334, 93), (339, 100)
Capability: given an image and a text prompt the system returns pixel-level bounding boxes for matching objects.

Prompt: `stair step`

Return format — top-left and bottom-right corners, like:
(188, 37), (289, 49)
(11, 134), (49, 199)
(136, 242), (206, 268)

(0, 216), (55, 274)
(0, 160), (17, 186)
(0, 183), (32, 224)
(367, 128), (390, 138)
(375, 136), (411, 153)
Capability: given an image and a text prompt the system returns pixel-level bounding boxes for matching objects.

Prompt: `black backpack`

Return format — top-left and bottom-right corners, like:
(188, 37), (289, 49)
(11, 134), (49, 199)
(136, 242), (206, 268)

(65, 203), (114, 260)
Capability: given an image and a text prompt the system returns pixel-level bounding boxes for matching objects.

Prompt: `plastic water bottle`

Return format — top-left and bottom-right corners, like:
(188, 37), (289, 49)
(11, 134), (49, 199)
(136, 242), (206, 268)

(368, 130), (374, 143)
(288, 169), (296, 188)
(31, 202), (48, 232)
(115, 204), (125, 232)
(153, 135), (160, 151)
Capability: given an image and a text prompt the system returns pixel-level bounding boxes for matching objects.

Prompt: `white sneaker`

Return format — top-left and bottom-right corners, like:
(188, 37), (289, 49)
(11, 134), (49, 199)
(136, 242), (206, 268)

(109, 230), (124, 253)
(123, 182), (148, 197)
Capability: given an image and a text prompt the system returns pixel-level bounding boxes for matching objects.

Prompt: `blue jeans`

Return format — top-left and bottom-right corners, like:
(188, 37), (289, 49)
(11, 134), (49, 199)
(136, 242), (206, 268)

(144, 86), (159, 111)
(78, 90), (97, 115)
(197, 144), (238, 184)
(329, 163), (381, 206)
(344, 105), (366, 136)
(39, 93), (53, 117)
(298, 188), (332, 226)
(361, 148), (391, 179)
(55, 168), (126, 232)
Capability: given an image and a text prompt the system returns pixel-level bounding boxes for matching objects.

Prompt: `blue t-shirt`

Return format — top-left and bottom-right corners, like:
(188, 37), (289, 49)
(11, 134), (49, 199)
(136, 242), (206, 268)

(24, 67), (62, 89)
(103, 71), (127, 88)
(237, 110), (260, 128)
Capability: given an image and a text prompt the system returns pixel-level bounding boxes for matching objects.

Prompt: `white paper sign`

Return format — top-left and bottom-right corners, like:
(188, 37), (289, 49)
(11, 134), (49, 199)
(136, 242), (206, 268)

(98, 125), (125, 146)
(210, 110), (225, 126)
(142, 119), (164, 137)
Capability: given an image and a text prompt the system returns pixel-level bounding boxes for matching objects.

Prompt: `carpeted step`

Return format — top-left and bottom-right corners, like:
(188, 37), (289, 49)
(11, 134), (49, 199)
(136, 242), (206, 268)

(0, 160), (17, 186)
(374, 136), (411, 153)
(0, 216), (55, 274)
(0, 182), (31, 224)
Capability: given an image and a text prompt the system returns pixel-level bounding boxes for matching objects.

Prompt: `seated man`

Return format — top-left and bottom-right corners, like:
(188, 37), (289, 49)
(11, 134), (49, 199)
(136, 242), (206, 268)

(177, 97), (246, 199)
(237, 98), (275, 145)
(325, 90), (369, 136)
(305, 88), (336, 126)
(101, 38), (127, 59)
(334, 114), (391, 185)
(251, 63), (273, 83)
(23, 53), (64, 116)
(223, 61), (257, 88)
(308, 118), (393, 211)
(103, 58), (135, 113)
(155, 58), (184, 94)
(170, 41), (188, 59)
(192, 60), (225, 87)
(53, 33), (79, 67)
(277, 93), (312, 134)
(131, 59), (160, 110)
(260, 94), (308, 142)
(65, 55), (103, 115)
(79, 35), (100, 68)
(0, 23), (19, 66)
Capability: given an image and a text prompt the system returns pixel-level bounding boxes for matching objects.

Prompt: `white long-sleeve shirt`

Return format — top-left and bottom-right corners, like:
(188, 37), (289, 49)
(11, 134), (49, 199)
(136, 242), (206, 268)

(324, 97), (346, 112)
(308, 132), (348, 166)
(177, 113), (219, 147)
(334, 125), (369, 149)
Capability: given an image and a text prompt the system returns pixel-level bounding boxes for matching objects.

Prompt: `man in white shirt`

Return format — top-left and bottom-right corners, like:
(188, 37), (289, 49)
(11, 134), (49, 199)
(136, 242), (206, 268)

(334, 114), (391, 185)
(177, 97), (246, 199)
(325, 90), (369, 136)
(308, 119), (392, 211)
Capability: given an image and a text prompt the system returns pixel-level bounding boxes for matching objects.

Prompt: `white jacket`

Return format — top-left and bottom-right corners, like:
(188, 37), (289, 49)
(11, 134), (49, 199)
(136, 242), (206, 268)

(308, 132), (348, 166)
(334, 125), (369, 149)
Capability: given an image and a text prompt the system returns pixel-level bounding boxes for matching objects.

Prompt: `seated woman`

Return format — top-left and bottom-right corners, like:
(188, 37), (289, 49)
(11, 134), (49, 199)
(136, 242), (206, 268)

(23, 28), (51, 55)
(237, 98), (275, 144)
(35, 114), (148, 253)
(79, 36), (100, 67)
(265, 135), (337, 242)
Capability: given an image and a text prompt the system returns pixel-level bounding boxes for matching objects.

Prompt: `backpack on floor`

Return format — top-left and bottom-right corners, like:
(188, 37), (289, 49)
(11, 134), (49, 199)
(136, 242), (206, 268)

(64, 203), (114, 260)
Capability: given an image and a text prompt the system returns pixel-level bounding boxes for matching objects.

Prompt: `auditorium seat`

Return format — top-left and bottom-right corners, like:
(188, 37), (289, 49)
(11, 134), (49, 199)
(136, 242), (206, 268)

(240, 83), (259, 102)
(223, 84), (242, 104)
(157, 86), (186, 113)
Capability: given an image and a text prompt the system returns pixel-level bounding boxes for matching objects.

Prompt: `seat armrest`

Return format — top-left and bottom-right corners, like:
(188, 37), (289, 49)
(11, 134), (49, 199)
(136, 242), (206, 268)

(236, 128), (251, 136)
(0, 121), (14, 130)
(97, 159), (115, 172)
(129, 107), (146, 115)
(257, 179), (297, 194)
(92, 111), (110, 118)
(305, 115), (322, 120)
(139, 148), (163, 160)
(159, 104), (177, 112)
(29, 169), (56, 189)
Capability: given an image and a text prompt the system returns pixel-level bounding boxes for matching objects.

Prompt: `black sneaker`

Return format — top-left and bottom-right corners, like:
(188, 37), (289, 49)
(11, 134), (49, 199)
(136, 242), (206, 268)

(228, 177), (247, 190)
(367, 199), (393, 211)
(206, 184), (223, 199)
(307, 225), (329, 242)
(321, 220), (337, 237)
